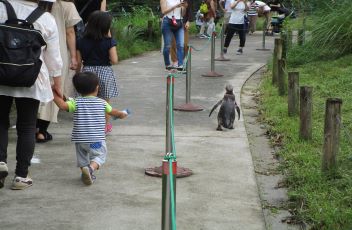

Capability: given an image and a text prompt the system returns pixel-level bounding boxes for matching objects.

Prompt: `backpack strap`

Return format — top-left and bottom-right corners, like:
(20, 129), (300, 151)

(79, 0), (94, 15)
(26, 7), (45, 24)
(0, 0), (18, 21)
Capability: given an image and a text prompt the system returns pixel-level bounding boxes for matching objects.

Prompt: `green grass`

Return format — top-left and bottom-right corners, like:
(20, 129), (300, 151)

(260, 55), (352, 229)
(111, 6), (161, 60)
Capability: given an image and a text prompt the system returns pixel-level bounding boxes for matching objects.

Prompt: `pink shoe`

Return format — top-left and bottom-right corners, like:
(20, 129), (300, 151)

(105, 123), (112, 134)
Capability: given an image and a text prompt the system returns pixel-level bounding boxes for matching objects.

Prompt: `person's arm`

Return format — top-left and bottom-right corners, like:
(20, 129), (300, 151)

(52, 89), (69, 111)
(109, 108), (128, 119)
(66, 26), (78, 70)
(52, 76), (62, 99)
(219, 0), (226, 12)
(100, 0), (107, 11)
(210, 0), (216, 16)
(109, 45), (118, 65)
(244, 0), (249, 10)
(160, 0), (185, 16)
(76, 50), (82, 73)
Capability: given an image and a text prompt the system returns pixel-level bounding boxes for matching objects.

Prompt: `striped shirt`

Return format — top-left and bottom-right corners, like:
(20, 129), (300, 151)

(247, 2), (258, 16)
(67, 96), (112, 143)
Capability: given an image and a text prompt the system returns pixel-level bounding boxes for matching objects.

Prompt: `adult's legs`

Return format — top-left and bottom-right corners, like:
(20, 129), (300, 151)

(173, 26), (184, 66)
(206, 17), (215, 36)
(15, 98), (40, 178)
(235, 24), (246, 48)
(224, 23), (237, 49)
(170, 36), (177, 65)
(162, 17), (173, 67)
(199, 20), (206, 35)
(249, 15), (257, 33)
(171, 26), (189, 65)
(36, 119), (51, 142)
(0, 95), (13, 163)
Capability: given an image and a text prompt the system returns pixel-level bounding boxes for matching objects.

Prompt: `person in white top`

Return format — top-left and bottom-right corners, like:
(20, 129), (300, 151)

(223, 0), (249, 55)
(160, 0), (187, 70)
(36, 0), (81, 143)
(0, 0), (62, 190)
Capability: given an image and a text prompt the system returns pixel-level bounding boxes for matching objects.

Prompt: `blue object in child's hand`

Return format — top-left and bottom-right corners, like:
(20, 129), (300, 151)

(112, 109), (131, 120)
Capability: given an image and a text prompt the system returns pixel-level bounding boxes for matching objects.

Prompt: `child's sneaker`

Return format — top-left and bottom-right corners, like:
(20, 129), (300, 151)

(81, 166), (95, 185)
(0, 162), (8, 189)
(105, 123), (112, 134)
(11, 175), (33, 190)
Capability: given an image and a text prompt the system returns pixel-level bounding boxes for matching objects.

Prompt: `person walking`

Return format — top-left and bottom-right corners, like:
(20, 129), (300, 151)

(76, 10), (118, 134)
(160, 0), (187, 70)
(170, 0), (191, 68)
(74, 0), (106, 23)
(0, 0), (63, 190)
(247, 0), (258, 34)
(52, 72), (127, 185)
(198, 0), (217, 38)
(36, 0), (81, 143)
(255, 0), (271, 32)
(223, 0), (249, 55)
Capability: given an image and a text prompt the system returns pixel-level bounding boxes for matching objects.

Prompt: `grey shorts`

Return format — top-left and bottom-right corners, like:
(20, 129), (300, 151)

(75, 141), (107, 168)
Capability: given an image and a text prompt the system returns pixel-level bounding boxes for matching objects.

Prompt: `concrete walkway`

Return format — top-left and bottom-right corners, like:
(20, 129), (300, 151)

(0, 32), (274, 230)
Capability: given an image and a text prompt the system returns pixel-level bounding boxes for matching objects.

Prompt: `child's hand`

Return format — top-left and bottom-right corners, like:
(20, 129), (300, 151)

(111, 109), (130, 120)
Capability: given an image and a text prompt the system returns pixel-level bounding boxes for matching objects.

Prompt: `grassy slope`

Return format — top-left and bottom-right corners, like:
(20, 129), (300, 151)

(260, 55), (352, 229)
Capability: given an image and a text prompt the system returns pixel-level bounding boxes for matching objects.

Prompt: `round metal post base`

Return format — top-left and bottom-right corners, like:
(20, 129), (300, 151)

(201, 71), (223, 77)
(145, 166), (193, 178)
(215, 54), (230, 61)
(174, 103), (203, 112)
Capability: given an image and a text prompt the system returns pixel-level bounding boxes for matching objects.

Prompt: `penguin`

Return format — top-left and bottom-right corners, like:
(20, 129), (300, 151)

(209, 84), (241, 131)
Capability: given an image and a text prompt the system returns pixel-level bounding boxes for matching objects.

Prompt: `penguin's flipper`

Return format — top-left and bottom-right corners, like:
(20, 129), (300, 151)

(209, 100), (223, 117)
(235, 103), (241, 120)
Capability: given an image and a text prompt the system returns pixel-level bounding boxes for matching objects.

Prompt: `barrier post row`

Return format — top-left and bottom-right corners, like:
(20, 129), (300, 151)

(215, 23), (230, 61)
(202, 32), (223, 77)
(174, 48), (204, 111)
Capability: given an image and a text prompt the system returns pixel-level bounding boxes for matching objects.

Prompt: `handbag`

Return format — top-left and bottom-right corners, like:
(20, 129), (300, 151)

(168, 16), (183, 30)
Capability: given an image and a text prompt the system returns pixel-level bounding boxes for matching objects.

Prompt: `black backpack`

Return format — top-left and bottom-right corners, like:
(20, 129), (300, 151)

(0, 0), (46, 87)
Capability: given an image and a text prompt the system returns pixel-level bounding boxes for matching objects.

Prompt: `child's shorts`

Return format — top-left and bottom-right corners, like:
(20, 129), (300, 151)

(75, 141), (107, 167)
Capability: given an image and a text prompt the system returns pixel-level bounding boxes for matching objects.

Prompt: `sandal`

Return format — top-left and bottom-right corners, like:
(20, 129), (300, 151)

(36, 131), (53, 143)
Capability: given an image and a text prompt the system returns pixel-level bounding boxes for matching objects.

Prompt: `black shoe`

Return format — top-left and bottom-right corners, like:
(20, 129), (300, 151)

(236, 49), (243, 55)
(223, 48), (227, 54)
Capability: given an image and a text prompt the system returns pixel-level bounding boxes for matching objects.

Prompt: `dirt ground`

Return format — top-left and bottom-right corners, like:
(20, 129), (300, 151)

(241, 67), (302, 230)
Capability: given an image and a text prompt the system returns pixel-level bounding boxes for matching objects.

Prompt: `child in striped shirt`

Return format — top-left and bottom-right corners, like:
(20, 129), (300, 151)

(53, 72), (127, 185)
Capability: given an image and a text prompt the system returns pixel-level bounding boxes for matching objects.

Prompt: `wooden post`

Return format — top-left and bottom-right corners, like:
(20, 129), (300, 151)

(298, 29), (305, 46)
(147, 20), (153, 41)
(281, 31), (288, 60)
(272, 38), (282, 85)
(277, 59), (286, 96)
(299, 86), (313, 140)
(288, 72), (299, 116)
(322, 98), (342, 173)
(288, 29), (293, 49)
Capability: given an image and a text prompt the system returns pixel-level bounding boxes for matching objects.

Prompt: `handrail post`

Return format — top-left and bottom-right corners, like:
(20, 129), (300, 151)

(202, 32), (223, 77)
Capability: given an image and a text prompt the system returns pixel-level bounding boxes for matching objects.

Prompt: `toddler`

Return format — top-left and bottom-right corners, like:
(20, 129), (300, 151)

(53, 72), (127, 185)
